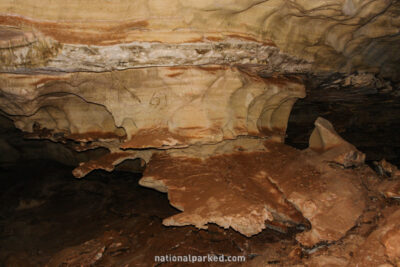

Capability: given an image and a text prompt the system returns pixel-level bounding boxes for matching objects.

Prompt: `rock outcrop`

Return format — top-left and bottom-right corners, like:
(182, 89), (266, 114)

(0, 67), (306, 178)
(349, 207), (400, 266)
(0, 68), (304, 149)
(140, 125), (367, 246)
(308, 116), (365, 167)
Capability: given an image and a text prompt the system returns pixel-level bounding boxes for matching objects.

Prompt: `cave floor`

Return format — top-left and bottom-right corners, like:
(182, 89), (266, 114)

(0, 160), (399, 266)
(0, 160), (300, 267)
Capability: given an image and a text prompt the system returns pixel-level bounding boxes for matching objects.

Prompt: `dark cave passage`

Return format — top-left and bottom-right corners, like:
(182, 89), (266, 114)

(0, 160), (297, 266)
(286, 76), (400, 166)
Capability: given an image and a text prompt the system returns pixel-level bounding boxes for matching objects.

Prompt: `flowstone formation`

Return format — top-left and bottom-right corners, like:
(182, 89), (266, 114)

(0, 0), (400, 266)
(140, 118), (367, 247)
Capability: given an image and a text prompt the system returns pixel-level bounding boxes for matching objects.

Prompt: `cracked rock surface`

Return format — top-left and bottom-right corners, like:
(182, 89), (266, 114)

(140, 127), (367, 247)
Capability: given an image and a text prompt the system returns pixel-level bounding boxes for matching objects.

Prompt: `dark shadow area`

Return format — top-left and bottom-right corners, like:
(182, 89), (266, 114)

(0, 160), (299, 266)
(0, 160), (172, 265)
(286, 75), (400, 166)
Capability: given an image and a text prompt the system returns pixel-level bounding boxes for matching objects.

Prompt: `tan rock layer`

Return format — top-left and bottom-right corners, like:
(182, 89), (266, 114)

(0, 66), (305, 150)
(0, 22), (311, 74)
(0, 0), (399, 78)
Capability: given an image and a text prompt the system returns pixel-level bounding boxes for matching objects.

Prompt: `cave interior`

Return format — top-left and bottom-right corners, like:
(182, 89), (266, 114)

(0, 1), (400, 266)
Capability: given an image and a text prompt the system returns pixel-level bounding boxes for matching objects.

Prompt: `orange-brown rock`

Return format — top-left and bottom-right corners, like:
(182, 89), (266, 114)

(140, 137), (367, 246)
(72, 152), (136, 179)
(375, 159), (400, 178)
(374, 159), (400, 199)
(140, 140), (306, 236)
(46, 239), (105, 267)
(350, 207), (400, 266)
(377, 180), (400, 199)
(46, 230), (129, 267)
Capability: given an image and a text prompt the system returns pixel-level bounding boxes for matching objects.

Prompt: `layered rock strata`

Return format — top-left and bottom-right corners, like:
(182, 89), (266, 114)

(0, 0), (399, 79)
(0, 67), (305, 152)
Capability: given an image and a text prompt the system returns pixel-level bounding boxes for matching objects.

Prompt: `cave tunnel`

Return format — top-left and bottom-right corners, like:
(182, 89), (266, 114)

(0, 1), (400, 266)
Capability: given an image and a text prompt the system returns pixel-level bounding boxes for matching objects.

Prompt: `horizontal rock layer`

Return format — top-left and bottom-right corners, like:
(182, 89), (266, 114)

(0, 32), (311, 74)
(0, 66), (305, 150)
(0, 0), (399, 79)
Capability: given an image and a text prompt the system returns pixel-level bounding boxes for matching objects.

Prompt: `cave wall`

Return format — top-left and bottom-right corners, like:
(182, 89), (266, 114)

(0, 67), (305, 150)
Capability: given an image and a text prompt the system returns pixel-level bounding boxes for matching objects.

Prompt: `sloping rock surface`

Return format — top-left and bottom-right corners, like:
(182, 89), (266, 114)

(140, 135), (367, 246)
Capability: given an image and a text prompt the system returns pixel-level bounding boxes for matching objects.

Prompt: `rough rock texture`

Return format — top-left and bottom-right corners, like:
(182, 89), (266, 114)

(378, 180), (400, 199)
(1, 155), (399, 266)
(0, 66), (307, 177)
(375, 159), (400, 178)
(0, 0), (399, 172)
(141, 139), (307, 237)
(309, 116), (365, 167)
(0, 114), (110, 168)
(0, 67), (304, 150)
(0, 0), (399, 79)
(140, 131), (367, 246)
(349, 207), (400, 266)
(0, 161), (306, 267)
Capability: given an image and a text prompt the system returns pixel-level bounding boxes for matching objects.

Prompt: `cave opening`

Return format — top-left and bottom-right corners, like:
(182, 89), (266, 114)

(286, 74), (400, 167)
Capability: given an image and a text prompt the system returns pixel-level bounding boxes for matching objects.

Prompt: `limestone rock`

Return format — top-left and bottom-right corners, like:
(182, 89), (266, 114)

(375, 159), (400, 177)
(140, 139), (307, 236)
(0, 67), (305, 153)
(46, 230), (132, 267)
(377, 180), (400, 199)
(373, 155), (400, 200)
(140, 139), (366, 246)
(309, 117), (365, 167)
(0, 1), (396, 262)
(307, 255), (348, 267)
(46, 240), (105, 267)
(0, 115), (111, 168)
(72, 152), (136, 179)
(350, 208), (400, 266)
(72, 150), (153, 178)
(0, 1), (399, 79)
(288, 162), (366, 247)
